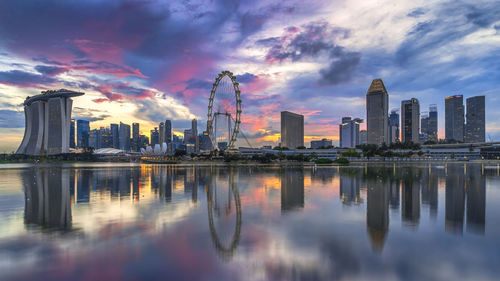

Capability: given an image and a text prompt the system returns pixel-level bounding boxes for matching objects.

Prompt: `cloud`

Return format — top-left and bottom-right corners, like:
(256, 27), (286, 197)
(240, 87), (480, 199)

(34, 65), (69, 76)
(261, 21), (360, 85)
(72, 107), (111, 122)
(0, 70), (57, 87)
(0, 109), (24, 128)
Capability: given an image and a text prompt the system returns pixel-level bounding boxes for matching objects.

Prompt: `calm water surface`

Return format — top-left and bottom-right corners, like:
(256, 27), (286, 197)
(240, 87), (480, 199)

(0, 163), (499, 281)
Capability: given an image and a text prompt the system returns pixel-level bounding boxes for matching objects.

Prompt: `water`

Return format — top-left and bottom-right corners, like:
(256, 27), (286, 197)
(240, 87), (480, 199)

(0, 163), (498, 281)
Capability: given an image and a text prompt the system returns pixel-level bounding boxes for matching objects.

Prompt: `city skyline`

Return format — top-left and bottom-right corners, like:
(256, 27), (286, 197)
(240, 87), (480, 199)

(0, 0), (498, 152)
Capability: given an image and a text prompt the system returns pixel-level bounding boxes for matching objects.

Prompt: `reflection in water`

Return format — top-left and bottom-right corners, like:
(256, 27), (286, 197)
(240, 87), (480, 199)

(281, 168), (305, 212)
(446, 164), (466, 235)
(23, 168), (72, 230)
(8, 163), (495, 281)
(366, 171), (389, 253)
(207, 168), (242, 261)
(466, 165), (486, 235)
(340, 169), (362, 205)
(401, 169), (420, 228)
(421, 165), (438, 219)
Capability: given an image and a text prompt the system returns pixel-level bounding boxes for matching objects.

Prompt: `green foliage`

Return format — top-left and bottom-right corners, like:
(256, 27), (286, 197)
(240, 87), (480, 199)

(251, 153), (277, 163)
(296, 146), (306, 149)
(334, 157), (350, 165)
(223, 154), (240, 162)
(341, 149), (360, 157)
(315, 158), (334, 164)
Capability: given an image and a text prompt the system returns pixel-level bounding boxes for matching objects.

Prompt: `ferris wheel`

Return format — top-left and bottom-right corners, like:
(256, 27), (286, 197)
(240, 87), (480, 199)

(207, 71), (242, 151)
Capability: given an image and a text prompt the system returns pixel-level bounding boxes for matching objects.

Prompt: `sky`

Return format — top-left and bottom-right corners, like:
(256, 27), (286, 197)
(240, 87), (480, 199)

(0, 0), (499, 152)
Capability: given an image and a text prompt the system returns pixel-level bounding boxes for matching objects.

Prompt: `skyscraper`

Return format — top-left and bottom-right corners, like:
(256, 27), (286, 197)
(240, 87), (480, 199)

(360, 130), (367, 145)
(281, 111), (304, 149)
(466, 96), (485, 143)
(69, 119), (76, 148)
(389, 109), (399, 143)
(150, 127), (160, 147)
(165, 120), (172, 144)
(77, 120), (90, 148)
(339, 117), (363, 148)
(119, 122), (130, 151)
(445, 95), (464, 142)
(420, 112), (429, 143)
(366, 79), (389, 145)
(159, 122), (165, 144)
(428, 105), (438, 142)
(401, 98), (420, 143)
(132, 123), (140, 151)
(110, 123), (119, 149)
(192, 119), (198, 153)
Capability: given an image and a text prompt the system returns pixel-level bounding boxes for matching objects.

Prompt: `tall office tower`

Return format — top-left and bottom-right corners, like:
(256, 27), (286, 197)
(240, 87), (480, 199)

(339, 117), (363, 148)
(445, 95), (464, 142)
(77, 119), (90, 148)
(466, 96), (485, 143)
(16, 89), (84, 155)
(420, 112), (429, 143)
(100, 127), (112, 148)
(119, 122), (131, 151)
(132, 123), (140, 151)
(165, 120), (172, 143)
(159, 122), (165, 144)
(69, 119), (76, 148)
(192, 119), (198, 152)
(281, 111), (304, 149)
(360, 130), (367, 145)
(110, 123), (119, 149)
(428, 105), (438, 141)
(388, 109), (400, 143)
(366, 79), (389, 145)
(401, 98), (420, 143)
(150, 127), (160, 147)
(183, 129), (192, 145)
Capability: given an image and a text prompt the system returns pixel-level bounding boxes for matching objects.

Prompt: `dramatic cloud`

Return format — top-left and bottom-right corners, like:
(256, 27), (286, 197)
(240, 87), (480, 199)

(0, 0), (498, 150)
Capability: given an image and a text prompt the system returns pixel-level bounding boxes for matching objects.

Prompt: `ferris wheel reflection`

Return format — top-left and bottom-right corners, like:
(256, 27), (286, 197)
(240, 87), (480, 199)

(206, 168), (242, 261)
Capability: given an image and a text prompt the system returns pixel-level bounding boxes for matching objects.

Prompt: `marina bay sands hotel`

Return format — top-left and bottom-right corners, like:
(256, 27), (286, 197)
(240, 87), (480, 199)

(16, 89), (84, 155)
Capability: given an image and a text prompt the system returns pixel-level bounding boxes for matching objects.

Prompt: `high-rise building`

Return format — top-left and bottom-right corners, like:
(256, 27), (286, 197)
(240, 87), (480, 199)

(110, 123), (119, 149)
(389, 109), (399, 143)
(401, 98), (420, 143)
(159, 122), (165, 145)
(77, 120), (90, 148)
(360, 130), (367, 145)
(339, 117), (363, 148)
(183, 129), (192, 145)
(445, 95), (464, 142)
(420, 112), (429, 143)
(466, 96), (485, 143)
(16, 89), (84, 155)
(165, 120), (172, 144)
(281, 111), (304, 149)
(119, 122), (131, 151)
(131, 123), (139, 151)
(150, 127), (160, 147)
(310, 138), (333, 149)
(69, 119), (76, 148)
(366, 79), (389, 145)
(100, 127), (112, 148)
(192, 119), (198, 153)
(428, 105), (438, 142)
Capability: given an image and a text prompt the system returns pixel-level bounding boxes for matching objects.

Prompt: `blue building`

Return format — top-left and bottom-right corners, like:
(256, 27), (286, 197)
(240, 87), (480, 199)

(69, 119), (76, 148)
(76, 120), (90, 148)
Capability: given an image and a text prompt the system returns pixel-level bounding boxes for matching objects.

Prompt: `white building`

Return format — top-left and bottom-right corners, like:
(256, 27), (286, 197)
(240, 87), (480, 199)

(339, 117), (363, 148)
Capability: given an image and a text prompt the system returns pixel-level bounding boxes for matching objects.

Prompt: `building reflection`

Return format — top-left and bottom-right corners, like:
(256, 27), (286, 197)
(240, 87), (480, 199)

(401, 169), (420, 228)
(466, 164), (486, 235)
(23, 168), (72, 230)
(366, 175), (389, 254)
(445, 164), (465, 235)
(281, 168), (305, 212)
(421, 165), (438, 219)
(340, 169), (362, 205)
